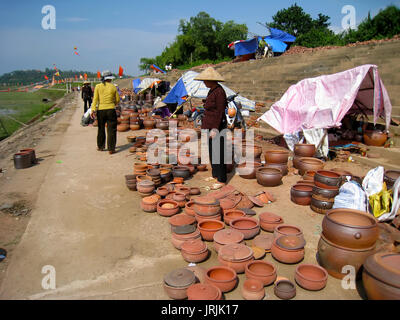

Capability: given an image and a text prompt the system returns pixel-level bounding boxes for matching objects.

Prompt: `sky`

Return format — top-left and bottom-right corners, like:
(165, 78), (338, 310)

(0, 0), (398, 77)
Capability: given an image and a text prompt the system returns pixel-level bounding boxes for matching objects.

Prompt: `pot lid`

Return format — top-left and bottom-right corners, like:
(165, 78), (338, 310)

(241, 208), (256, 216)
(218, 243), (253, 261)
(364, 252), (400, 288)
(253, 234), (274, 251)
(259, 212), (282, 223)
(181, 239), (207, 254)
(219, 198), (236, 210)
(168, 214), (196, 227)
(193, 196), (219, 206)
(164, 268), (196, 288)
(248, 196), (264, 207)
(213, 229), (244, 245)
(276, 235), (306, 250)
(187, 283), (219, 300)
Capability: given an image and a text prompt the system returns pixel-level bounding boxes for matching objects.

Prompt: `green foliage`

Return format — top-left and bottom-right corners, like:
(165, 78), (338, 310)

(296, 28), (345, 48)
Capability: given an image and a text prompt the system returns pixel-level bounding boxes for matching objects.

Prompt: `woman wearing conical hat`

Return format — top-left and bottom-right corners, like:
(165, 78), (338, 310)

(194, 67), (227, 186)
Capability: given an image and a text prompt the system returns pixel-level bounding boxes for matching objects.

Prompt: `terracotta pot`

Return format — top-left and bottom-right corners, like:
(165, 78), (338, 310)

(294, 144), (316, 157)
(172, 166), (191, 179)
(271, 236), (305, 264)
(322, 209), (379, 249)
(290, 184), (313, 206)
(264, 150), (289, 164)
(194, 202), (221, 217)
(143, 119), (155, 129)
(163, 268), (196, 300)
(181, 239), (209, 263)
(362, 252), (400, 300)
(130, 124), (140, 131)
(194, 212), (222, 223)
(140, 195), (159, 212)
(256, 167), (283, 187)
(197, 164), (207, 171)
(303, 170), (317, 181)
(205, 266), (238, 293)
(274, 224), (304, 241)
(245, 260), (277, 286)
(184, 201), (196, 217)
(274, 280), (296, 300)
(241, 279), (265, 300)
(213, 229), (245, 253)
(117, 124), (129, 132)
(259, 212), (284, 232)
(136, 180), (155, 194)
(171, 229), (201, 250)
(157, 200), (180, 217)
(156, 186), (170, 197)
(292, 156), (301, 169)
(363, 130), (388, 147)
(317, 234), (376, 279)
(189, 187), (201, 196)
(314, 170), (341, 189)
(218, 243), (254, 273)
(187, 283), (222, 300)
(169, 214), (197, 234)
(310, 194), (334, 214)
(297, 157), (325, 176)
(312, 185), (339, 199)
(229, 217), (260, 239)
(265, 162), (288, 176)
(172, 192), (187, 203)
(295, 264), (328, 291)
(198, 220), (225, 241)
(223, 209), (246, 226)
(236, 162), (262, 179)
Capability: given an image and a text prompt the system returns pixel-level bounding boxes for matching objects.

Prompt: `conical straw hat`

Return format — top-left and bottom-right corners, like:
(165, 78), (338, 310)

(194, 67), (225, 82)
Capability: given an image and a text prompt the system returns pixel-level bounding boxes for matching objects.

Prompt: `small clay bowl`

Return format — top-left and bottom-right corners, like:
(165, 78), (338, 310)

(295, 264), (328, 291)
(205, 266), (238, 293)
(241, 279), (265, 300)
(156, 186), (170, 197)
(230, 217), (260, 239)
(245, 260), (277, 286)
(223, 210), (246, 226)
(274, 280), (296, 300)
(189, 187), (201, 196)
(274, 224), (304, 241)
(157, 200), (180, 217)
(198, 220), (225, 241)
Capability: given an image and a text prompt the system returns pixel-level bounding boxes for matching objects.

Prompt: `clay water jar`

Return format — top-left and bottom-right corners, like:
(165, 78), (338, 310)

(271, 235), (305, 264)
(218, 243), (254, 273)
(264, 149), (289, 164)
(362, 252), (400, 300)
(181, 239), (209, 263)
(265, 162), (288, 176)
(363, 130), (388, 146)
(290, 184), (313, 206)
(294, 143), (316, 157)
(274, 280), (296, 300)
(245, 260), (277, 286)
(236, 162), (262, 179)
(157, 200), (180, 217)
(205, 266), (238, 293)
(314, 170), (341, 189)
(168, 214), (197, 235)
(256, 167), (283, 187)
(297, 157), (325, 176)
(259, 212), (284, 232)
(172, 166), (191, 179)
(213, 229), (245, 253)
(171, 229), (201, 250)
(322, 209), (379, 249)
(223, 209), (246, 226)
(295, 264), (328, 291)
(163, 268), (196, 300)
(274, 224), (304, 241)
(198, 220), (225, 241)
(241, 279), (265, 300)
(229, 217), (260, 239)
(172, 192), (187, 208)
(187, 283), (222, 300)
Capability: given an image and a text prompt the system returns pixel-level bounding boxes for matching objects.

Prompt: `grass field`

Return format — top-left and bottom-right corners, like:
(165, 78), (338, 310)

(0, 89), (65, 140)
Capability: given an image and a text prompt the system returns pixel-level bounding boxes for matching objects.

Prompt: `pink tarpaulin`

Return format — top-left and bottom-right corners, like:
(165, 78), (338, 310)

(258, 65), (392, 134)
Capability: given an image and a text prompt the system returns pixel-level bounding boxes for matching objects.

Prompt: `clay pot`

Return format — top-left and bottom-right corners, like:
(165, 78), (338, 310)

(259, 212), (284, 232)
(189, 187), (201, 196)
(19, 148), (37, 164)
(295, 264), (328, 291)
(130, 124), (140, 131)
(218, 243), (254, 273)
(156, 186), (170, 197)
(136, 180), (155, 194)
(310, 194), (334, 214)
(172, 166), (191, 179)
(213, 229), (245, 253)
(290, 184), (313, 206)
(314, 170), (341, 189)
(274, 280), (296, 300)
(274, 224), (304, 241)
(223, 209), (246, 226)
(171, 229), (201, 250)
(362, 252), (400, 300)
(168, 214), (197, 234)
(163, 268), (196, 300)
(317, 234), (376, 279)
(322, 209), (379, 249)
(195, 212), (222, 223)
(13, 152), (32, 169)
(117, 124), (129, 132)
(297, 157), (325, 176)
(193, 201), (221, 217)
(198, 220), (225, 241)
(143, 119), (155, 129)
(184, 201), (196, 217)
(271, 236), (305, 264)
(245, 260), (277, 286)
(294, 144), (316, 157)
(240, 144), (263, 159)
(187, 283), (222, 300)
(197, 164), (207, 171)
(236, 162), (262, 179)
(265, 162), (288, 176)
(205, 266), (238, 293)
(140, 195), (160, 212)
(312, 185), (339, 199)
(181, 239), (209, 263)
(303, 170), (317, 181)
(172, 192), (187, 207)
(264, 150), (289, 164)
(363, 130), (388, 147)
(241, 279), (265, 300)
(292, 156), (301, 169)
(256, 167), (283, 187)
(229, 217), (260, 239)
(157, 200), (180, 217)
(384, 170), (400, 190)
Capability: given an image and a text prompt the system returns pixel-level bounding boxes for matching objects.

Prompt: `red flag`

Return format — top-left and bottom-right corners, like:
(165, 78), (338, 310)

(97, 71), (101, 79)
(44, 75), (49, 80)
(118, 66), (123, 77)
(75, 75), (78, 80)
(84, 73), (87, 80)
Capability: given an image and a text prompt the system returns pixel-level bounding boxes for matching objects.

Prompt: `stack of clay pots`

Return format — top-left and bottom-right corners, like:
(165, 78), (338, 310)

(134, 163), (148, 176)
(310, 170), (341, 214)
(125, 174), (137, 191)
(192, 196), (222, 223)
(293, 143), (316, 169)
(264, 149), (289, 176)
(129, 112), (141, 130)
(137, 180), (155, 197)
(317, 208), (379, 279)
(146, 168), (162, 187)
(117, 114), (130, 132)
(270, 225), (305, 264)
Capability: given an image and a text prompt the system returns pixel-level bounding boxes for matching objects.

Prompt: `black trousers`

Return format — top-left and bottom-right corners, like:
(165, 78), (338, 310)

(208, 132), (227, 183)
(97, 109), (117, 151)
(83, 98), (92, 113)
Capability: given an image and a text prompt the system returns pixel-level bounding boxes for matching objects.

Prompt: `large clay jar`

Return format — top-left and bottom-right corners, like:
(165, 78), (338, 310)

(136, 180), (155, 194)
(290, 184), (313, 206)
(314, 170), (341, 189)
(187, 283), (222, 300)
(236, 162), (262, 179)
(163, 268), (196, 300)
(218, 243), (254, 273)
(117, 124), (129, 132)
(205, 266), (238, 293)
(256, 167), (283, 187)
(297, 157), (325, 176)
(264, 150), (289, 164)
(271, 236), (305, 264)
(241, 279), (265, 300)
(322, 209), (379, 249)
(317, 234), (376, 279)
(198, 220), (225, 241)
(181, 239), (209, 263)
(172, 166), (191, 180)
(362, 252), (400, 300)
(229, 217), (260, 240)
(213, 229), (245, 253)
(295, 264), (328, 291)
(245, 260), (277, 286)
(259, 212), (284, 232)
(363, 130), (388, 147)
(294, 144), (316, 157)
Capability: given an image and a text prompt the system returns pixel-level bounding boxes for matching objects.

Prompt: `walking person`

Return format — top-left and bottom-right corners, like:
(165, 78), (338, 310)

(81, 81), (93, 113)
(194, 67), (228, 186)
(90, 70), (120, 154)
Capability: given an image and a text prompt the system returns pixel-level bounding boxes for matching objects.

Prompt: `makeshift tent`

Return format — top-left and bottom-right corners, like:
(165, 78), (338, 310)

(266, 28), (296, 43)
(163, 71), (255, 111)
(132, 78), (142, 94)
(258, 64), (392, 134)
(258, 36), (287, 53)
(135, 78), (162, 94)
(234, 38), (259, 56)
(150, 64), (166, 74)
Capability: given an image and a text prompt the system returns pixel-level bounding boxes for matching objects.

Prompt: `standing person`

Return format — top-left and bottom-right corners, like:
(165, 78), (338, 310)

(81, 81), (93, 113)
(90, 70), (120, 154)
(194, 67), (227, 186)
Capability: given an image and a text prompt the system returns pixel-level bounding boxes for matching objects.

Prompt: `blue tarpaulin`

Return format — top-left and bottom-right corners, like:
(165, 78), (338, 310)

(234, 38), (258, 56)
(263, 38), (287, 53)
(163, 78), (188, 105)
(133, 78), (141, 94)
(267, 28), (296, 43)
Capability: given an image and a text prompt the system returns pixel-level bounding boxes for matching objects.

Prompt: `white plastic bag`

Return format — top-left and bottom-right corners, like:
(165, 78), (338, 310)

(362, 166), (384, 198)
(332, 181), (368, 212)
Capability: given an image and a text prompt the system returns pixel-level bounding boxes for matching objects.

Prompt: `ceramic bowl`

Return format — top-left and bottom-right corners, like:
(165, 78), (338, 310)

(274, 280), (296, 300)
(241, 279), (265, 300)
(205, 266), (238, 293)
(198, 220), (225, 241)
(229, 217), (260, 239)
(295, 264), (328, 291)
(245, 260), (277, 286)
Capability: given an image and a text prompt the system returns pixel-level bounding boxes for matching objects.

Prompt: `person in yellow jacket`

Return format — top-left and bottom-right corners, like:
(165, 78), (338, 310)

(90, 70), (120, 154)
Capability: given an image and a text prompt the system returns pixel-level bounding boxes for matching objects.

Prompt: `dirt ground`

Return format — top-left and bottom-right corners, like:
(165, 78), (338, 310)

(0, 92), (394, 300)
